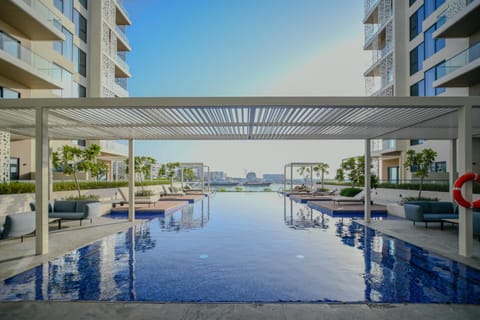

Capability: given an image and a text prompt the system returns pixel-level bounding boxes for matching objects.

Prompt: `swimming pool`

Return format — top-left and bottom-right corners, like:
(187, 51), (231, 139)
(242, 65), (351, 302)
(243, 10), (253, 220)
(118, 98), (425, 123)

(1, 193), (479, 303)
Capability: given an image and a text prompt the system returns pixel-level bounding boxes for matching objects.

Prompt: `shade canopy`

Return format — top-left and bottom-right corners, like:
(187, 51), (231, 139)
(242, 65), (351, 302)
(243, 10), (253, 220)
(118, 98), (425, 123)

(0, 96), (478, 140)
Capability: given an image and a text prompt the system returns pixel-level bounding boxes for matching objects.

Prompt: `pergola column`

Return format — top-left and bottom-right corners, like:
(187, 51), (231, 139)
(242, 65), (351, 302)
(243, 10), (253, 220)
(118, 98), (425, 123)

(128, 139), (135, 222)
(448, 139), (457, 202)
(458, 105), (473, 257)
(364, 139), (371, 223)
(35, 107), (49, 255)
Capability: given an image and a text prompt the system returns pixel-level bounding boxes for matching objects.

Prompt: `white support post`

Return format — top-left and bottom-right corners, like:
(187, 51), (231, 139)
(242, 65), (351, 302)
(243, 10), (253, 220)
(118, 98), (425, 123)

(364, 139), (371, 223)
(181, 167), (184, 190)
(207, 166), (210, 192)
(449, 139), (457, 202)
(35, 107), (49, 255)
(128, 139), (135, 222)
(458, 105), (473, 257)
(283, 165), (286, 192)
(290, 164), (293, 191)
(48, 144), (53, 203)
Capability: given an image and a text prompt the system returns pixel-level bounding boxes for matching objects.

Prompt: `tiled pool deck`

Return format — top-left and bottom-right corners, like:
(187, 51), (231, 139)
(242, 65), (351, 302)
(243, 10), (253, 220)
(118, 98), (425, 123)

(1, 196), (480, 319)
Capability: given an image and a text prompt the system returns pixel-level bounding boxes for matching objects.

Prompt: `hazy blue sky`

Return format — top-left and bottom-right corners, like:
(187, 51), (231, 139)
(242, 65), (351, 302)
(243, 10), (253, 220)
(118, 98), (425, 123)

(123, 0), (367, 178)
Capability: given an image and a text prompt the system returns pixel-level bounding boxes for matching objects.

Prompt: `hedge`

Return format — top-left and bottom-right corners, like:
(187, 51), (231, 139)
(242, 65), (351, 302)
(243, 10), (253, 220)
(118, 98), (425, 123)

(0, 179), (169, 194)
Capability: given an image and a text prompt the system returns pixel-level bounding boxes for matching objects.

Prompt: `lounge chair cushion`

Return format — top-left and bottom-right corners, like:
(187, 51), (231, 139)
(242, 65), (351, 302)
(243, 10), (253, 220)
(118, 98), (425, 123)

(0, 212), (36, 240)
(54, 200), (77, 213)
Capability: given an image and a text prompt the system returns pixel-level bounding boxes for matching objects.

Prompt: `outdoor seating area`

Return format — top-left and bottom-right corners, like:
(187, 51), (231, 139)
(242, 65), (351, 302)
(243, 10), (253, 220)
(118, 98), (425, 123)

(29, 200), (101, 228)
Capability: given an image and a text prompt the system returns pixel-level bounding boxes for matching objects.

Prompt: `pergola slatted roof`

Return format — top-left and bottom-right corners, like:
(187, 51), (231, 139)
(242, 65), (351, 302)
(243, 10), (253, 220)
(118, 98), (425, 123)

(0, 96), (478, 140)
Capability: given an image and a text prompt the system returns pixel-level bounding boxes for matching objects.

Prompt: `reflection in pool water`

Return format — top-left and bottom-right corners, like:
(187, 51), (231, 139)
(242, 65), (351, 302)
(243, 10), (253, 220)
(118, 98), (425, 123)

(0, 193), (479, 303)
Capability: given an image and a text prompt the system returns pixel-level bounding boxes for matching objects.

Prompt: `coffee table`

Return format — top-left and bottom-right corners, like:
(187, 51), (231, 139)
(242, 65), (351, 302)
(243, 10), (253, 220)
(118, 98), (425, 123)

(441, 218), (458, 230)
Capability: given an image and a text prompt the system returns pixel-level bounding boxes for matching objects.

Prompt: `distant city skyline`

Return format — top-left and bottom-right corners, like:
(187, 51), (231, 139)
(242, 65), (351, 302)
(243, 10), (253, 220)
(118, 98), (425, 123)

(124, 0), (367, 177)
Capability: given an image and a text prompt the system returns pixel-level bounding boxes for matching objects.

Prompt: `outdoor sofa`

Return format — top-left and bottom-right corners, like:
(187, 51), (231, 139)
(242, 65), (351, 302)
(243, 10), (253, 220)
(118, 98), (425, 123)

(403, 201), (458, 228)
(0, 211), (36, 242)
(332, 191), (365, 205)
(30, 200), (101, 228)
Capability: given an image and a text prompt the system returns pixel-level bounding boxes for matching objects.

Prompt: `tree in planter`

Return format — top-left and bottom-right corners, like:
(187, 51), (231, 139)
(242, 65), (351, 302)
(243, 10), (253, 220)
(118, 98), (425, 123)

(313, 162), (329, 190)
(335, 156), (379, 196)
(403, 148), (437, 199)
(125, 156), (156, 195)
(52, 144), (102, 198)
(159, 162), (180, 190)
(297, 166), (311, 186)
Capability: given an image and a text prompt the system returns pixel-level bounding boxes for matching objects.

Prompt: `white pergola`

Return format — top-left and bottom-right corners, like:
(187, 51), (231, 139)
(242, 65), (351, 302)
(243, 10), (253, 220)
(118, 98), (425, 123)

(283, 162), (330, 191)
(0, 96), (479, 257)
(179, 162), (210, 191)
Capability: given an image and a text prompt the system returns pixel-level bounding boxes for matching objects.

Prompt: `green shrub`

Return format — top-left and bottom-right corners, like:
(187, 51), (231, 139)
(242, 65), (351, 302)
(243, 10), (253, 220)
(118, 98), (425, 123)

(401, 196), (438, 204)
(340, 187), (362, 197)
(135, 190), (154, 197)
(217, 187), (227, 192)
(0, 182), (35, 194)
(263, 188), (273, 192)
(64, 194), (100, 201)
(378, 182), (449, 192)
(234, 187), (243, 192)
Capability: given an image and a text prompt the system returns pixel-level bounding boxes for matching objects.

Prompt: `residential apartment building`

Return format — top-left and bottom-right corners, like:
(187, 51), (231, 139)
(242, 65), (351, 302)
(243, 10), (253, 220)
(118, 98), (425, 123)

(363, 0), (480, 183)
(0, 0), (131, 182)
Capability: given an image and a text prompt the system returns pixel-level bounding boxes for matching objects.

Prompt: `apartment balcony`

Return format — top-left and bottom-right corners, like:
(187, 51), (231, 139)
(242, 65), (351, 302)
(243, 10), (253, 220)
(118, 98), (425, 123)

(364, 0), (380, 24)
(0, 0), (64, 41)
(434, 0), (480, 38)
(433, 41), (480, 87)
(115, 25), (132, 52)
(113, 53), (131, 78)
(114, 0), (132, 26)
(98, 140), (128, 157)
(0, 32), (62, 89)
(364, 17), (392, 50)
(371, 139), (406, 157)
(364, 46), (393, 77)
(112, 78), (129, 97)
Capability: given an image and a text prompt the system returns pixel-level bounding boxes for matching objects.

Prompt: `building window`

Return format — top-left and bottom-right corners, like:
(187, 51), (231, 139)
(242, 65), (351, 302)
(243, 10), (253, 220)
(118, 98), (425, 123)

(79, 84), (86, 97)
(425, 24), (445, 59)
(0, 86), (20, 98)
(409, 6), (424, 40)
(425, 0), (446, 19)
(410, 80), (425, 96)
(410, 43), (424, 75)
(74, 10), (87, 43)
(410, 139), (425, 146)
(53, 27), (73, 61)
(425, 62), (446, 96)
(430, 161), (447, 173)
(78, 48), (87, 77)
(79, 0), (87, 10)
(53, 66), (74, 97)
(77, 140), (86, 147)
(54, 0), (73, 21)
(409, 0), (417, 6)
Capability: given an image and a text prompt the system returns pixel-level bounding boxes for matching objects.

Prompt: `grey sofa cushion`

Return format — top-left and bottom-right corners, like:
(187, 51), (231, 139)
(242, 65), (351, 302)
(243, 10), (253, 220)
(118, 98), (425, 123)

(75, 200), (96, 213)
(54, 201), (77, 213)
(49, 211), (85, 220)
(431, 202), (454, 213)
(0, 212), (36, 239)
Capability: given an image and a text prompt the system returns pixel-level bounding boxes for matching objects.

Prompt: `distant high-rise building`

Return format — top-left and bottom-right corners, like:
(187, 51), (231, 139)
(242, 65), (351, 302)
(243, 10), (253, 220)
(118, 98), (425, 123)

(363, 0), (480, 183)
(0, 0), (131, 181)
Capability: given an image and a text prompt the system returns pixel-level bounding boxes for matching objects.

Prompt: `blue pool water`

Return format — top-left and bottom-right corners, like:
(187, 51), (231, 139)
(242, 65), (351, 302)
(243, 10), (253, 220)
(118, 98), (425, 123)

(1, 193), (480, 303)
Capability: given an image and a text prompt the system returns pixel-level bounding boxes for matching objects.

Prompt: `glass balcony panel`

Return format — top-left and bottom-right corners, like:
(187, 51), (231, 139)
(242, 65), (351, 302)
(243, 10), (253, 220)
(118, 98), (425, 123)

(22, 0), (62, 31)
(0, 32), (62, 82)
(439, 41), (480, 76)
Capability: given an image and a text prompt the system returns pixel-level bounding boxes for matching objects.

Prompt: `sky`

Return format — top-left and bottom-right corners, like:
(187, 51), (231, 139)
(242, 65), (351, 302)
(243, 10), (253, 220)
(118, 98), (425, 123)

(123, 0), (368, 178)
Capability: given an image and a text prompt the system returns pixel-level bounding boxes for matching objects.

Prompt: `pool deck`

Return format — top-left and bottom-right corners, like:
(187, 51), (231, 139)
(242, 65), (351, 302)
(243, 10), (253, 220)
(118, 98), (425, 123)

(307, 201), (388, 217)
(2, 195), (480, 319)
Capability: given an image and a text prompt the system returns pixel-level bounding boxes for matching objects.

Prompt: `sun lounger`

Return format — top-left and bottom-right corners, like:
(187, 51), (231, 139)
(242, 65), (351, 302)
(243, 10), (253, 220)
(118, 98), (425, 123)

(333, 191), (365, 205)
(161, 185), (186, 196)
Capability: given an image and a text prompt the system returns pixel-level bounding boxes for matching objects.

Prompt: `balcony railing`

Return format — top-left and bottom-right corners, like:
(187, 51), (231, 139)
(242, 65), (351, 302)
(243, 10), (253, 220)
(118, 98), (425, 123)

(115, 0), (130, 17)
(438, 41), (480, 76)
(98, 140), (128, 156)
(115, 54), (130, 73)
(436, 0), (475, 26)
(364, 44), (393, 69)
(0, 31), (62, 82)
(115, 25), (130, 47)
(364, 0), (379, 16)
(115, 77), (128, 90)
(21, 0), (62, 31)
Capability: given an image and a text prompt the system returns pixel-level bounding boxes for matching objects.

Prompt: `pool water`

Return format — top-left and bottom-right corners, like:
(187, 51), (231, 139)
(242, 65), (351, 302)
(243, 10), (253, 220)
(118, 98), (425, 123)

(1, 193), (479, 303)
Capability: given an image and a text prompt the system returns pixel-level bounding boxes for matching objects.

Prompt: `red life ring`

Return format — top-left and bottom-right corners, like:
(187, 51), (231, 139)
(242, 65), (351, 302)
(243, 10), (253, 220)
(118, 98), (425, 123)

(453, 173), (480, 208)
